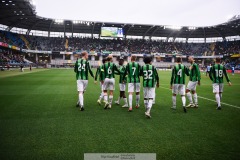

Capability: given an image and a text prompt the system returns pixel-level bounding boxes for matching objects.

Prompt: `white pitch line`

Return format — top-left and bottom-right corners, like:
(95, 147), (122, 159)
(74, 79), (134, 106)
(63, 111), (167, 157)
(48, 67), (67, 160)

(197, 96), (240, 109)
(159, 86), (240, 109)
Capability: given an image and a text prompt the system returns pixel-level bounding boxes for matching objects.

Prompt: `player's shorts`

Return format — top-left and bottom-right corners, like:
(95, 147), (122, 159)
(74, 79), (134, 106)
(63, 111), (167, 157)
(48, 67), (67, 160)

(128, 83), (141, 93)
(172, 84), (185, 95)
(143, 87), (154, 99)
(77, 80), (88, 92)
(119, 83), (126, 91)
(103, 78), (115, 90)
(187, 81), (198, 91)
(212, 83), (224, 93)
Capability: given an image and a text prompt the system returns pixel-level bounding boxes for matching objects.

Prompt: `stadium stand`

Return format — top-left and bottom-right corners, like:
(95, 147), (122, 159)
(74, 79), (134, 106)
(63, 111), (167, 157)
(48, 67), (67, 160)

(1, 30), (240, 56)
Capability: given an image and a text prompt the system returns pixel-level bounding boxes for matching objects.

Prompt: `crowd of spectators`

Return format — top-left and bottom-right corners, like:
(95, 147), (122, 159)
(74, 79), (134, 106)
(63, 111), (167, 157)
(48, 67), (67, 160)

(24, 36), (240, 56)
(0, 50), (25, 64)
(0, 30), (240, 56)
(31, 36), (239, 56)
(214, 40), (240, 55)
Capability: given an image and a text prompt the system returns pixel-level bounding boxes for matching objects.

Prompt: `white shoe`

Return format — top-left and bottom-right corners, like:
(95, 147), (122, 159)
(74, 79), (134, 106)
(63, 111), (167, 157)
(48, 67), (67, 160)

(115, 101), (120, 105)
(122, 104), (128, 108)
(186, 103), (194, 108)
(194, 104), (198, 108)
(145, 112), (151, 118)
(108, 105), (112, 109)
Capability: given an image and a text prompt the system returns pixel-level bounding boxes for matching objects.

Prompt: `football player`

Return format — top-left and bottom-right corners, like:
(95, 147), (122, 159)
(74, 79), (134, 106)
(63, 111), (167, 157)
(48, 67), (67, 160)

(74, 51), (94, 111)
(186, 56), (201, 108)
(101, 55), (121, 109)
(95, 58), (106, 105)
(141, 56), (159, 118)
(209, 57), (231, 110)
(115, 57), (128, 108)
(123, 55), (141, 112)
(170, 57), (189, 113)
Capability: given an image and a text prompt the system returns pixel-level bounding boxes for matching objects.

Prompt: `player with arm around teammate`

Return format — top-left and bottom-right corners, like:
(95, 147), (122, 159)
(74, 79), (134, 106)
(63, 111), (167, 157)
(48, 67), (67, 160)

(102, 55), (121, 109)
(74, 51), (94, 111)
(170, 57), (189, 113)
(141, 56), (159, 118)
(209, 57), (231, 110)
(186, 56), (201, 108)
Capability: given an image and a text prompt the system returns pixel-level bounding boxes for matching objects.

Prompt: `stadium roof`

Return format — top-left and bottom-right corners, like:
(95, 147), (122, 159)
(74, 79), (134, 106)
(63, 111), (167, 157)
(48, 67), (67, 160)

(0, 0), (240, 39)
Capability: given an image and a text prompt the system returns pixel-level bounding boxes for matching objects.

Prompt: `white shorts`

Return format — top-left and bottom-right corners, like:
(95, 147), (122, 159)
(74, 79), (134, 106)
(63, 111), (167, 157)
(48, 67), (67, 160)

(119, 83), (126, 91)
(187, 81), (198, 91)
(212, 83), (224, 93)
(103, 78), (115, 91)
(77, 80), (88, 92)
(143, 87), (155, 99)
(172, 84), (185, 95)
(128, 83), (141, 93)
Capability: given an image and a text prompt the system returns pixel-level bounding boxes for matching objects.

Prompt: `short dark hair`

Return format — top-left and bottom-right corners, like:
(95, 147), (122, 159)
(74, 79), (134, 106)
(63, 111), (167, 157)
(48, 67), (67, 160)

(144, 56), (152, 64)
(176, 57), (182, 63)
(216, 57), (221, 63)
(102, 58), (106, 64)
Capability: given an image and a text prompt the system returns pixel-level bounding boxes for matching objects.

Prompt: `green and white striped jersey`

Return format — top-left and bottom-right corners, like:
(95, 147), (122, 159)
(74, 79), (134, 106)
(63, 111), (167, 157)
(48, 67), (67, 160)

(115, 65), (127, 83)
(170, 64), (189, 85)
(74, 59), (94, 80)
(141, 64), (159, 87)
(189, 62), (201, 82)
(102, 62), (120, 79)
(123, 62), (141, 83)
(209, 64), (230, 83)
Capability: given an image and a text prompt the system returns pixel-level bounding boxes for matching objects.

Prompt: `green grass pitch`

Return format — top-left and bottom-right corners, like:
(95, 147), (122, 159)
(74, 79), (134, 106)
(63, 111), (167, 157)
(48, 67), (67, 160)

(0, 68), (240, 160)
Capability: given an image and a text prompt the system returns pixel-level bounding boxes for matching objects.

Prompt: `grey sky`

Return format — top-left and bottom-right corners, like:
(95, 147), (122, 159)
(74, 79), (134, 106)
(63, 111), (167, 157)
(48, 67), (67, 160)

(34, 0), (240, 27)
